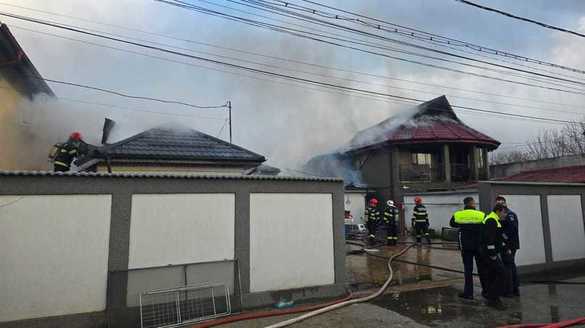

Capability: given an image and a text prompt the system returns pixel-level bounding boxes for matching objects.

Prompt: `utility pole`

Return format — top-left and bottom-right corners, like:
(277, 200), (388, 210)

(227, 100), (232, 143)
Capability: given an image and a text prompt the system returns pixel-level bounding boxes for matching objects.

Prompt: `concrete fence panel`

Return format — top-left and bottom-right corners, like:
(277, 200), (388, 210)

(128, 193), (235, 269)
(501, 195), (546, 266)
(0, 195), (111, 322)
(547, 195), (585, 262)
(249, 193), (335, 293)
(405, 192), (478, 232)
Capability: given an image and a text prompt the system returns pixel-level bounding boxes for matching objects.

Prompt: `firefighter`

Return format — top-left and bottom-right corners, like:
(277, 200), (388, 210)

(49, 132), (86, 172)
(383, 200), (399, 246)
(450, 196), (486, 300)
(481, 203), (509, 310)
(365, 198), (381, 244)
(496, 196), (520, 297)
(412, 196), (431, 244)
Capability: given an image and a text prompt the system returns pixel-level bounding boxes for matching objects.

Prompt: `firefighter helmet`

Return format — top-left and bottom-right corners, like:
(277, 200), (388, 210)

(387, 200), (395, 207)
(69, 131), (82, 141)
(414, 196), (423, 205)
(369, 198), (379, 206)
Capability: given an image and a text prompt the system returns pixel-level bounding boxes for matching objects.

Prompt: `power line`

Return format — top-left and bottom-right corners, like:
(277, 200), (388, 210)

(1, 10), (577, 124)
(18, 22), (578, 117)
(6, 6), (581, 94)
(7, 0), (585, 87)
(293, 0), (585, 73)
(227, 0), (585, 87)
(152, 2), (585, 95)
(455, 0), (585, 39)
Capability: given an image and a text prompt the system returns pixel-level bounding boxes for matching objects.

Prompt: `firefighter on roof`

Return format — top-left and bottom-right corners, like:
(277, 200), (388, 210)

(49, 132), (88, 172)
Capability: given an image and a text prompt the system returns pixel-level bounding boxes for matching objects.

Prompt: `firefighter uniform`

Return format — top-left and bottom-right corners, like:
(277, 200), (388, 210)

(50, 142), (79, 172)
(450, 207), (486, 299)
(412, 204), (430, 244)
(481, 211), (509, 306)
(365, 205), (381, 243)
(383, 203), (400, 246)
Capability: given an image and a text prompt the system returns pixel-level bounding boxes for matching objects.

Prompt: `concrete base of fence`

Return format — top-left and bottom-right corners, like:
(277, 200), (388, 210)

(0, 311), (106, 328)
(242, 283), (347, 309)
(519, 258), (585, 277)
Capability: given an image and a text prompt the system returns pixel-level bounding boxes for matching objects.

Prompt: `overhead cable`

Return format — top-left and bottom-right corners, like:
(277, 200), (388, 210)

(455, 0), (585, 39)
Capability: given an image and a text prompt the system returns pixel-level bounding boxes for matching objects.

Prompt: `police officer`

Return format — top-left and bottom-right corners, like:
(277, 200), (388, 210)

(383, 200), (399, 246)
(412, 196), (431, 244)
(49, 132), (86, 172)
(365, 198), (381, 245)
(450, 197), (485, 300)
(481, 203), (509, 310)
(496, 196), (520, 297)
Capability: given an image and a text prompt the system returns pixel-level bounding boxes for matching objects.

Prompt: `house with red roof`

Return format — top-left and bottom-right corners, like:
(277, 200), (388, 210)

(307, 95), (500, 201)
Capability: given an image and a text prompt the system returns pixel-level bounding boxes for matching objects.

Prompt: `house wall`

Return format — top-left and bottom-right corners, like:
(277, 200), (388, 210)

(97, 164), (249, 175)
(0, 78), (33, 171)
(0, 173), (345, 328)
(0, 195), (111, 322)
(359, 149), (392, 201)
(249, 193), (334, 292)
(404, 191), (479, 232)
(479, 181), (585, 274)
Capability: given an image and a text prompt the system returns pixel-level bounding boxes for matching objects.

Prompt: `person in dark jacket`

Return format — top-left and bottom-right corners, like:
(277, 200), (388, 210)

(49, 132), (88, 172)
(496, 196), (520, 297)
(481, 204), (509, 310)
(365, 198), (381, 245)
(412, 196), (431, 244)
(383, 200), (400, 246)
(450, 196), (486, 300)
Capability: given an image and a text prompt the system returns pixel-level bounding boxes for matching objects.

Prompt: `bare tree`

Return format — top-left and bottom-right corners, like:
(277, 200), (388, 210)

(491, 119), (585, 165)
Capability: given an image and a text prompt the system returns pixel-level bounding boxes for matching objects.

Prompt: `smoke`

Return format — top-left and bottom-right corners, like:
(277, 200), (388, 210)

(0, 94), (187, 170)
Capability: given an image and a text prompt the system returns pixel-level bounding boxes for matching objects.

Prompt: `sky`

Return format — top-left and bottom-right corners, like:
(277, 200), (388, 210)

(1, 0), (584, 169)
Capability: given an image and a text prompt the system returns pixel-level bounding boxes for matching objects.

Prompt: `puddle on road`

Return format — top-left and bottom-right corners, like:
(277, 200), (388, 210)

(371, 281), (585, 328)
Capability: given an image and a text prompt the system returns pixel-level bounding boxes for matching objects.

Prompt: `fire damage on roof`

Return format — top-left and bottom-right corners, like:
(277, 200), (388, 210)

(305, 96), (499, 192)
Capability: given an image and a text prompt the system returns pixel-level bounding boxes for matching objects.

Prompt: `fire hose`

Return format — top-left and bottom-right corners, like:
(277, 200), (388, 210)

(263, 244), (415, 328)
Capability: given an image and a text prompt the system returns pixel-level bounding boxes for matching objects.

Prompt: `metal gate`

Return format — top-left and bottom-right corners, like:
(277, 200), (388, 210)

(139, 284), (231, 328)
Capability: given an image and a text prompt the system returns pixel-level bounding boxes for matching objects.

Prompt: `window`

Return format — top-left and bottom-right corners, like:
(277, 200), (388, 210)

(411, 153), (432, 167)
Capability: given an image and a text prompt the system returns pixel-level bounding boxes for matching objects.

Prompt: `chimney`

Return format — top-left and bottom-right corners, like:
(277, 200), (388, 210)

(101, 118), (115, 144)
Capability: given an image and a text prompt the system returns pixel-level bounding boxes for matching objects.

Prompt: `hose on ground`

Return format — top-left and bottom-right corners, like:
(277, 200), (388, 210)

(263, 244), (415, 328)
(498, 317), (585, 328)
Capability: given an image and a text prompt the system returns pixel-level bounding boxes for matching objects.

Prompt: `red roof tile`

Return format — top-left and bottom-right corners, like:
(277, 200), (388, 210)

(348, 96), (500, 152)
(502, 165), (585, 183)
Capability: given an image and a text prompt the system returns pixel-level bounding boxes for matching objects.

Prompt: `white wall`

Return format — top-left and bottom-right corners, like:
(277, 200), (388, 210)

(128, 194), (235, 269)
(502, 195), (546, 266)
(547, 195), (585, 262)
(345, 192), (366, 224)
(249, 193), (335, 293)
(0, 195), (111, 322)
(404, 192), (479, 231)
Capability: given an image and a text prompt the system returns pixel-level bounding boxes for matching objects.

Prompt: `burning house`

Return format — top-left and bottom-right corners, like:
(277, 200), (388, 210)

(0, 24), (54, 170)
(307, 95), (500, 220)
(76, 122), (271, 175)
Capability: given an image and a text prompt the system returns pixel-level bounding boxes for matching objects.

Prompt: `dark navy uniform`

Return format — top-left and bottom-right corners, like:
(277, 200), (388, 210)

(383, 204), (399, 245)
(412, 204), (430, 244)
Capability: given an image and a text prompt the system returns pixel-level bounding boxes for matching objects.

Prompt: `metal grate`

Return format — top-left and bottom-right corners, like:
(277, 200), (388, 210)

(140, 284), (231, 328)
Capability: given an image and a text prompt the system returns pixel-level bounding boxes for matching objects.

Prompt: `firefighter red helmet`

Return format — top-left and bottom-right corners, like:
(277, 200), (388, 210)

(414, 196), (423, 205)
(369, 198), (379, 206)
(69, 131), (82, 141)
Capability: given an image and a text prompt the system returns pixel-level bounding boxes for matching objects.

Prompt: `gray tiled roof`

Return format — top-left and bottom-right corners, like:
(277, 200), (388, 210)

(102, 127), (266, 163)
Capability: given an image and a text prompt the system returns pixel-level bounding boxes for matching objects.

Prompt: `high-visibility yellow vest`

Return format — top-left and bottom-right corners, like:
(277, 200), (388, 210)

(453, 209), (485, 224)
(482, 211), (502, 228)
